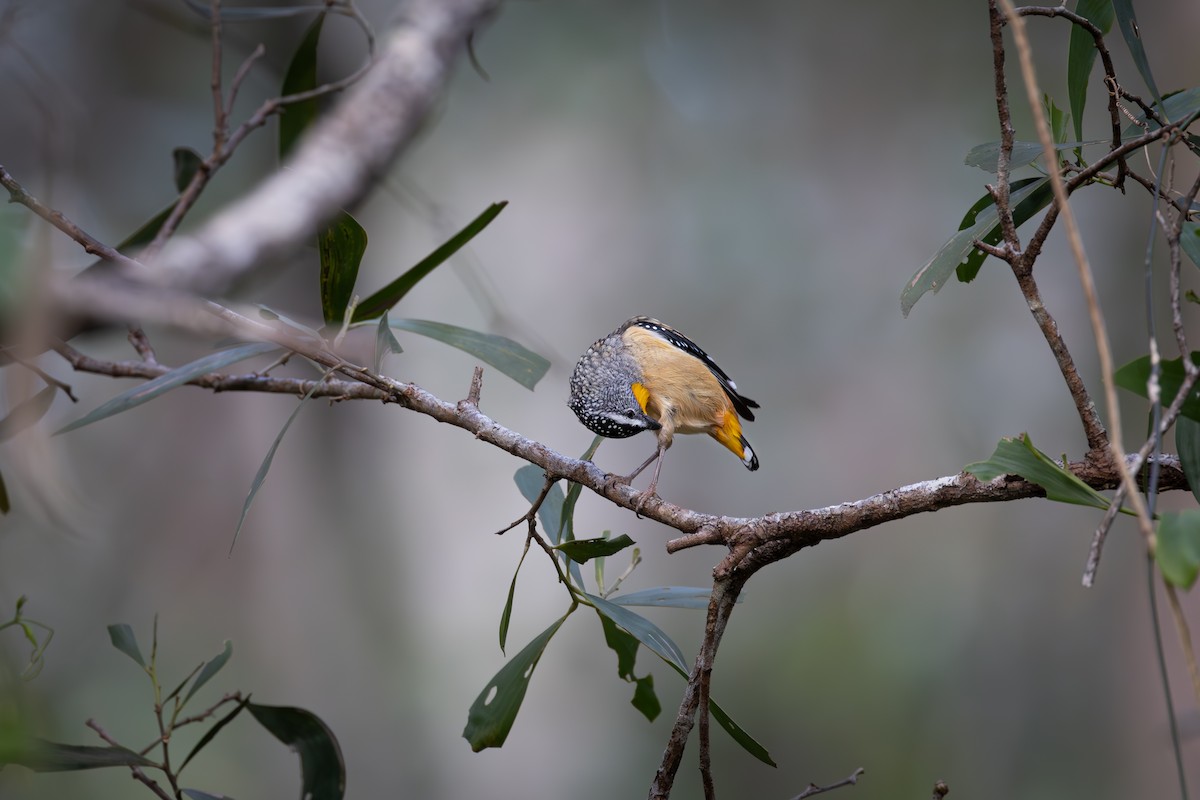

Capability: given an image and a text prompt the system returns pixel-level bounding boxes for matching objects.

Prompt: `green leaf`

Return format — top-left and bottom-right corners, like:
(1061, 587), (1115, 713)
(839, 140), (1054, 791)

(631, 674), (661, 722)
(964, 433), (1111, 510)
(182, 790), (235, 800)
(230, 368), (332, 553)
(0, 739), (156, 771)
(318, 212), (368, 326)
(499, 543), (531, 655)
(1068, 0), (1115, 143)
(597, 612), (660, 722)
(1115, 353), (1200, 422)
(389, 319), (549, 390)
(180, 698), (249, 772)
(0, 469), (9, 514)
(0, 385), (57, 441)
(902, 177), (1051, 314)
(351, 202), (507, 323)
(611, 586), (719, 610)
(964, 141), (1072, 173)
(1157, 510), (1200, 589)
(56, 342), (281, 435)
(1177, 416), (1200, 507)
(373, 311), (403, 373)
(114, 205), (174, 252)
(1180, 222), (1200, 269)
(585, 593), (775, 766)
(463, 614), (569, 751)
(173, 147), (204, 193)
(183, 640), (233, 706)
(247, 703), (345, 800)
(1111, 0), (1161, 109)
(106, 623), (145, 667)
(554, 534), (636, 563)
(1044, 94), (1070, 145)
(279, 13), (325, 159)
(586, 593), (687, 670)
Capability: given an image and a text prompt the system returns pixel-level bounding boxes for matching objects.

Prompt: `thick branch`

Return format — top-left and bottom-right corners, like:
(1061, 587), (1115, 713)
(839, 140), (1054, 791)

(134, 0), (501, 296)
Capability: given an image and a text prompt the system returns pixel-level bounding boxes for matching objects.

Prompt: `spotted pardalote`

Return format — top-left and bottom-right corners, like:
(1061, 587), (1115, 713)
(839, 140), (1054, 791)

(568, 316), (759, 503)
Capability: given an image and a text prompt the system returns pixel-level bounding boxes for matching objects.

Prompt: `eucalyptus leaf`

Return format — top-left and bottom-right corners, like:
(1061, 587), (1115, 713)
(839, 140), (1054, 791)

(1114, 353), (1200, 422)
(902, 177), (1051, 314)
(389, 319), (549, 390)
(230, 368), (333, 552)
(1111, 0), (1161, 109)
(1180, 222), (1200, 269)
(373, 311), (403, 373)
(1068, 0), (1115, 143)
(318, 212), (368, 326)
(499, 543), (531, 655)
(0, 739), (156, 771)
(180, 698), (249, 772)
(586, 593), (775, 766)
(173, 147), (204, 193)
(56, 342), (281, 435)
(247, 703), (345, 800)
(554, 535), (636, 563)
(611, 586), (721, 610)
(279, 13), (325, 158)
(352, 202), (507, 322)
(1176, 416), (1200, 507)
(183, 640), (233, 706)
(464, 614), (568, 751)
(106, 623), (145, 667)
(1157, 510), (1200, 589)
(965, 433), (1112, 511)
(0, 385), (57, 441)
(182, 790), (235, 800)
(597, 612), (660, 722)
(513, 465), (564, 544)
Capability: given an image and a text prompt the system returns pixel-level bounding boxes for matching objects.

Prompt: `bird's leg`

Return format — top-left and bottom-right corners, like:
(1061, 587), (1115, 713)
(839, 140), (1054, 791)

(631, 446), (667, 515)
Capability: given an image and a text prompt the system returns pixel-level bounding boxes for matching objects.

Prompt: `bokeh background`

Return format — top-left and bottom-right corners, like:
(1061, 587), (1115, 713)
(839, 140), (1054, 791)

(2, 1), (1200, 798)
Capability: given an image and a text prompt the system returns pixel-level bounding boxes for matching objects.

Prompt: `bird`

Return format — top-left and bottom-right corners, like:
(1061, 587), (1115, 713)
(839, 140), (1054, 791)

(568, 316), (759, 506)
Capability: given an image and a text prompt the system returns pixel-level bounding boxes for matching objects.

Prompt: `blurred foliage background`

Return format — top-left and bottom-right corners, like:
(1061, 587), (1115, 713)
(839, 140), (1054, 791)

(2, 0), (1200, 797)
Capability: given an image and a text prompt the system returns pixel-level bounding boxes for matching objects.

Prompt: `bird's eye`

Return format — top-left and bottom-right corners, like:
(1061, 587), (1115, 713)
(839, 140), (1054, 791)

(627, 409), (639, 417)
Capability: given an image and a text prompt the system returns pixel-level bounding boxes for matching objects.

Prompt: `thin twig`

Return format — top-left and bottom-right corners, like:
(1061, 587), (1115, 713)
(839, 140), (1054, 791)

(997, 0), (1153, 539)
(0, 164), (142, 269)
(790, 767), (867, 800)
(86, 719), (173, 800)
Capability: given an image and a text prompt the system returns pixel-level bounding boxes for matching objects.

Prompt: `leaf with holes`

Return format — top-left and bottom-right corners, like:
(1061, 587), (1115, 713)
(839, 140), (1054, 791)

(597, 611), (660, 722)
(464, 614), (569, 751)
(586, 593), (775, 766)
